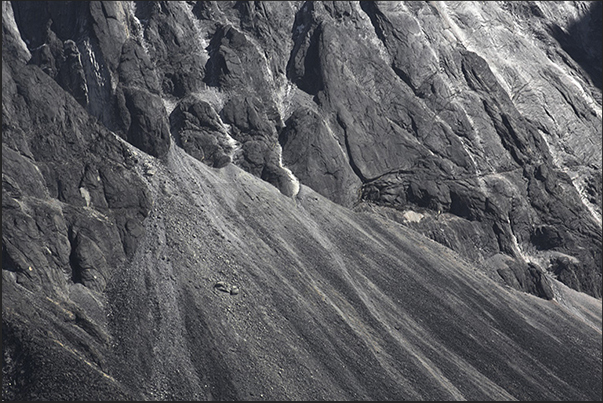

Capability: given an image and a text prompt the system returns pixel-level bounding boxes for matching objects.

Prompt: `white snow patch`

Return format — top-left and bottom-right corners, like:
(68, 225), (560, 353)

(183, 1), (211, 56)
(191, 87), (227, 114)
(162, 97), (178, 115)
(127, 2), (151, 54)
(403, 210), (424, 223)
(219, 122), (242, 161)
(276, 144), (300, 198)
(83, 38), (106, 89)
(566, 170), (602, 225)
(79, 187), (91, 207)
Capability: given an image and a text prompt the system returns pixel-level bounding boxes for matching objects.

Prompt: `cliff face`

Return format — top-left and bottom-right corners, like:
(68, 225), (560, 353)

(2, 1), (601, 401)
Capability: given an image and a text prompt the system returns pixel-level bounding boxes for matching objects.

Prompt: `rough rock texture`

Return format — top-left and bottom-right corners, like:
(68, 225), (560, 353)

(169, 95), (234, 168)
(2, 1), (602, 401)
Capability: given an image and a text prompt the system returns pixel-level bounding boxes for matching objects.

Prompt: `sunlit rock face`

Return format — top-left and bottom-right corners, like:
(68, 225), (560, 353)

(2, 1), (601, 401)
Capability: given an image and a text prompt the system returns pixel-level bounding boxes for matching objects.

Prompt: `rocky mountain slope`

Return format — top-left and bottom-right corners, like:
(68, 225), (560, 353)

(2, 1), (602, 400)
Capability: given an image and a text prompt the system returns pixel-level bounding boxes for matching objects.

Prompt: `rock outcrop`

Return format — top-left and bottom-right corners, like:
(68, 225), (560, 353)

(2, 1), (601, 401)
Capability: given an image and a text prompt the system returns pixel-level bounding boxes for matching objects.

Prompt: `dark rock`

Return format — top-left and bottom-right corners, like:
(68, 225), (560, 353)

(179, 130), (220, 164)
(133, 1), (207, 97)
(531, 225), (564, 250)
(2, 26), (149, 308)
(117, 39), (161, 94)
(171, 96), (223, 133)
(549, 1), (602, 89)
(58, 39), (89, 107)
(214, 281), (239, 295)
(448, 180), (486, 221)
(170, 96), (235, 168)
(2, 1), (602, 401)
(494, 255), (554, 300)
(98, 164), (151, 212)
(279, 107), (360, 206)
(361, 1), (439, 93)
(260, 162), (298, 197)
(29, 43), (58, 78)
(2, 196), (71, 294)
(234, 1), (298, 82)
(204, 23), (271, 100)
(407, 179), (452, 212)
(550, 255), (602, 298)
(221, 95), (274, 137)
(220, 96), (290, 191)
(69, 231), (109, 293)
(526, 263), (555, 300)
(78, 163), (109, 209)
(120, 86), (170, 159)
(492, 221), (517, 256)
(287, 3), (324, 95)
(240, 139), (271, 177)
(2, 146), (48, 200)
(6, 0), (599, 299)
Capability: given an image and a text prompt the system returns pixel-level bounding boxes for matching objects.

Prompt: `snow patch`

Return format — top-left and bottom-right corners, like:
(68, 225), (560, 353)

(566, 170), (602, 225)
(191, 87), (227, 115)
(403, 210), (424, 223)
(82, 38), (106, 89)
(183, 1), (211, 56)
(127, 2), (150, 54)
(219, 122), (242, 161)
(79, 187), (91, 207)
(274, 80), (296, 122)
(276, 144), (300, 198)
(162, 97), (178, 116)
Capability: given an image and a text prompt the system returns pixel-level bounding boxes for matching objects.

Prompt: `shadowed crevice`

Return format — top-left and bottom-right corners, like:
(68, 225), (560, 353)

(549, 1), (602, 90)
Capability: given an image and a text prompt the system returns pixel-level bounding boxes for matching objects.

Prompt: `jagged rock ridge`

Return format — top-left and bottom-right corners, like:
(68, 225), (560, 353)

(2, 1), (602, 401)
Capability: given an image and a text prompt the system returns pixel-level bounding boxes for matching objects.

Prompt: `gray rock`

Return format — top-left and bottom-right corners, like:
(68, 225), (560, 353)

(214, 281), (239, 296)
(214, 281), (231, 293)
(58, 39), (89, 107)
(133, 2), (207, 97)
(6, 0), (600, 298)
(170, 96), (233, 168)
(280, 107), (361, 206)
(69, 232), (109, 292)
(2, 1), (602, 401)
(120, 86), (171, 159)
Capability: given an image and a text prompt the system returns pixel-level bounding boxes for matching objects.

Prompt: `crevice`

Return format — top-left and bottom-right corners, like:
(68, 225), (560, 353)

(360, 2), (417, 94)
(548, 1), (602, 90)
(67, 226), (83, 285)
(481, 100), (526, 167)
(359, 2), (387, 44)
(2, 241), (20, 273)
(285, 6), (324, 96)
(336, 114), (366, 184)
